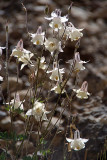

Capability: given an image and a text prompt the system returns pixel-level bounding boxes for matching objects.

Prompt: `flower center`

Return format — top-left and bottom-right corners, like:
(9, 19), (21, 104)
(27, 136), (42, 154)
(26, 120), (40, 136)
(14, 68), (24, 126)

(54, 24), (58, 28)
(50, 42), (55, 47)
(75, 37), (79, 40)
(36, 40), (40, 45)
(36, 107), (42, 114)
(76, 146), (80, 150)
(55, 76), (58, 80)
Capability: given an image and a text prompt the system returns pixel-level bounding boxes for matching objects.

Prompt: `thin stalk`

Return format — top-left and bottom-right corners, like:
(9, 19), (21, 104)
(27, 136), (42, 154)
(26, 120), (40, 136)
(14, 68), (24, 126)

(5, 22), (10, 102)
(43, 59), (75, 137)
(84, 149), (88, 160)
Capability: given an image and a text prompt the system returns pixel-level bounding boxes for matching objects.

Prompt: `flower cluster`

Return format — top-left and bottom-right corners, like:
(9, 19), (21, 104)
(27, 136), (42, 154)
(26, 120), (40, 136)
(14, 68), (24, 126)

(4, 6), (90, 155)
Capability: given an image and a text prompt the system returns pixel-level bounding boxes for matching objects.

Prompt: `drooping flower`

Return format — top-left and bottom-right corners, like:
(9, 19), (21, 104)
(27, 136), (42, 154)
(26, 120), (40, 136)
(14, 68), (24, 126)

(67, 52), (87, 72)
(45, 9), (68, 31)
(45, 9), (68, 22)
(73, 81), (90, 99)
(67, 23), (83, 41)
(11, 39), (31, 58)
(26, 101), (49, 121)
(47, 62), (64, 82)
(51, 82), (65, 94)
(44, 38), (63, 55)
(66, 130), (88, 151)
(6, 93), (24, 110)
(30, 26), (45, 45)
(18, 52), (34, 70)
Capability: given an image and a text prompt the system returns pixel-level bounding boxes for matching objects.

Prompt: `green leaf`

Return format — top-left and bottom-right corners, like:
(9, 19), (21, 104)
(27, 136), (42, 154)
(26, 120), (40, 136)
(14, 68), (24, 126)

(23, 156), (36, 160)
(15, 108), (24, 114)
(23, 156), (32, 160)
(0, 152), (6, 160)
(5, 104), (11, 111)
(0, 132), (27, 141)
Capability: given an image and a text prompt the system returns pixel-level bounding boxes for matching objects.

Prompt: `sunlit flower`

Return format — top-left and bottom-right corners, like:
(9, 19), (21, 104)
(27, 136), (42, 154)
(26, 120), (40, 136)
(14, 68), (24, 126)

(51, 82), (65, 94)
(18, 52), (34, 70)
(44, 38), (63, 55)
(38, 56), (47, 70)
(73, 81), (90, 99)
(66, 130), (88, 151)
(0, 47), (6, 56)
(47, 62), (64, 81)
(67, 23), (83, 41)
(30, 26), (45, 45)
(6, 93), (24, 110)
(67, 52), (87, 72)
(49, 17), (63, 31)
(45, 9), (68, 21)
(11, 39), (31, 58)
(45, 9), (68, 31)
(0, 76), (3, 81)
(26, 101), (49, 121)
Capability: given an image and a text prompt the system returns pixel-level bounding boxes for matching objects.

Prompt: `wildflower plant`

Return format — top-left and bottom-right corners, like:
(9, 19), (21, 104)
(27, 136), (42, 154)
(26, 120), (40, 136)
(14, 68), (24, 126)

(0, 3), (91, 160)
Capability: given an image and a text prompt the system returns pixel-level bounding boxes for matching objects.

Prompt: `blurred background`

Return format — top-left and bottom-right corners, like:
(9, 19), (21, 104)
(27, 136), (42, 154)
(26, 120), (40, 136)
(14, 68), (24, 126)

(0, 0), (107, 160)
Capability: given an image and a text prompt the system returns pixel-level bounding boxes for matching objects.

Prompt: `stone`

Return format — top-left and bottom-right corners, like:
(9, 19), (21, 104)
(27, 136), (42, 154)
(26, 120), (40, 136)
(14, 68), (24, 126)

(0, 116), (11, 131)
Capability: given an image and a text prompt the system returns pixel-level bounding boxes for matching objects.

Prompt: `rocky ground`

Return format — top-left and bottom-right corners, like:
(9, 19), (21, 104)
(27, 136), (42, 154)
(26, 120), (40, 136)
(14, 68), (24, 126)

(0, 0), (107, 160)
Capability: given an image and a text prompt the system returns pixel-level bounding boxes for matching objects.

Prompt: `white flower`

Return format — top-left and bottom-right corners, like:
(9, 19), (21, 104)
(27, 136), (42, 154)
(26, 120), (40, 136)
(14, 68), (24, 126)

(47, 62), (64, 81)
(30, 26), (45, 45)
(45, 9), (68, 31)
(0, 47), (6, 56)
(51, 82), (65, 94)
(26, 101), (49, 121)
(45, 9), (68, 22)
(6, 93), (24, 110)
(49, 17), (63, 31)
(38, 56), (47, 70)
(44, 38), (63, 55)
(11, 39), (31, 58)
(0, 76), (3, 81)
(67, 23), (83, 41)
(66, 130), (88, 151)
(73, 81), (90, 99)
(68, 52), (87, 72)
(18, 52), (34, 70)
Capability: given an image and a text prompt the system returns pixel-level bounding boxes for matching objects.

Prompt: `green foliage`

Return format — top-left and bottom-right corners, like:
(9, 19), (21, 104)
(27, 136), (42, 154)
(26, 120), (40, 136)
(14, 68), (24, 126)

(40, 137), (47, 145)
(5, 104), (24, 114)
(23, 156), (33, 160)
(41, 149), (51, 157)
(0, 131), (27, 141)
(5, 104), (11, 111)
(0, 152), (7, 160)
(14, 108), (24, 114)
